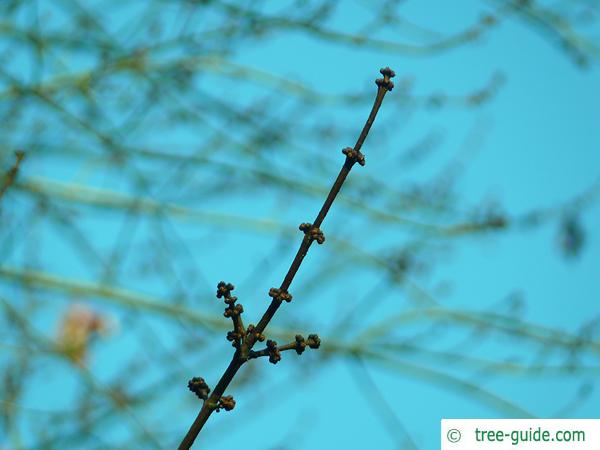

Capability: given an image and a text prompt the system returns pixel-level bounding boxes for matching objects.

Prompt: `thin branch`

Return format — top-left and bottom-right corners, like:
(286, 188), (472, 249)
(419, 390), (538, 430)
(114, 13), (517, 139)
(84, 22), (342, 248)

(248, 334), (321, 363)
(0, 151), (25, 202)
(177, 67), (395, 449)
(349, 356), (419, 450)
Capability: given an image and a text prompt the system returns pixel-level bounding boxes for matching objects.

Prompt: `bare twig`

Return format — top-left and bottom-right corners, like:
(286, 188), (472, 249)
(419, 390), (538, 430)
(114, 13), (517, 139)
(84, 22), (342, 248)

(178, 68), (395, 449)
(0, 150), (25, 202)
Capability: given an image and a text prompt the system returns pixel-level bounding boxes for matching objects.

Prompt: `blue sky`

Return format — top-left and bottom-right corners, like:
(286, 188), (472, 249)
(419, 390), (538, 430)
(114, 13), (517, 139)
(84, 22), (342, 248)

(2, 1), (600, 449)
(200, 2), (600, 448)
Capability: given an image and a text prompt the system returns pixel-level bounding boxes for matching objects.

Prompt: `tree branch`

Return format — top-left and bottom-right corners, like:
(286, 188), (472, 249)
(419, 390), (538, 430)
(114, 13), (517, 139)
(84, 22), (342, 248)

(0, 151), (25, 203)
(178, 67), (395, 449)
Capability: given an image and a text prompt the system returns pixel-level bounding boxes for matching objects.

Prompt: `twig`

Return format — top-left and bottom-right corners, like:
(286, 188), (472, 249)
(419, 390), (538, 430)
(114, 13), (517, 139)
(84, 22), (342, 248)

(0, 151), (25, 202)
(178, 68), (395, 449)
(350, 356), (418, 450)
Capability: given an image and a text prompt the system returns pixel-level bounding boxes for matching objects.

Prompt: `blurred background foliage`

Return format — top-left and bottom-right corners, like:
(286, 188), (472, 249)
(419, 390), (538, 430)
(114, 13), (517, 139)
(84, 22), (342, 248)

(1, 0), (600, 449)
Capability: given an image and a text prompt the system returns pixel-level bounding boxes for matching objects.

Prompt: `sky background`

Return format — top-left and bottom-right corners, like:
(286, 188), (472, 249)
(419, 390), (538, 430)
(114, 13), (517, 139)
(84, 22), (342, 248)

(1, 1), (600, 449)
(219, 3), (600, 448)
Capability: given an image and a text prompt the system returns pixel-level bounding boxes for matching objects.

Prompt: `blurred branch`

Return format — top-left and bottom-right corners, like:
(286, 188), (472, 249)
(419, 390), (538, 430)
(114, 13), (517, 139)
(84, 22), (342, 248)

(1, 1), (598, 447)
(215, 1), (510, 56)
(0, 266), (222, 330)
(349, 356), (419, 449)
(0, 150), (25, 202)
(498, 0), (600, 67)
(357, 307), (600, 355)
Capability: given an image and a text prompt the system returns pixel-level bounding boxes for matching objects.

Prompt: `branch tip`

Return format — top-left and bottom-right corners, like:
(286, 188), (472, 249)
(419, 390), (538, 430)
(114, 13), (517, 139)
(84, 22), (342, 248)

(379, 67), (396, 78)
(249, 334), (321, 361)
(14, 150), (25, 162)
(217, 281), (245, 348)
(306, 334), (321, 349)
(216, 281), (235, 300)
(375, 66), (396, 91)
